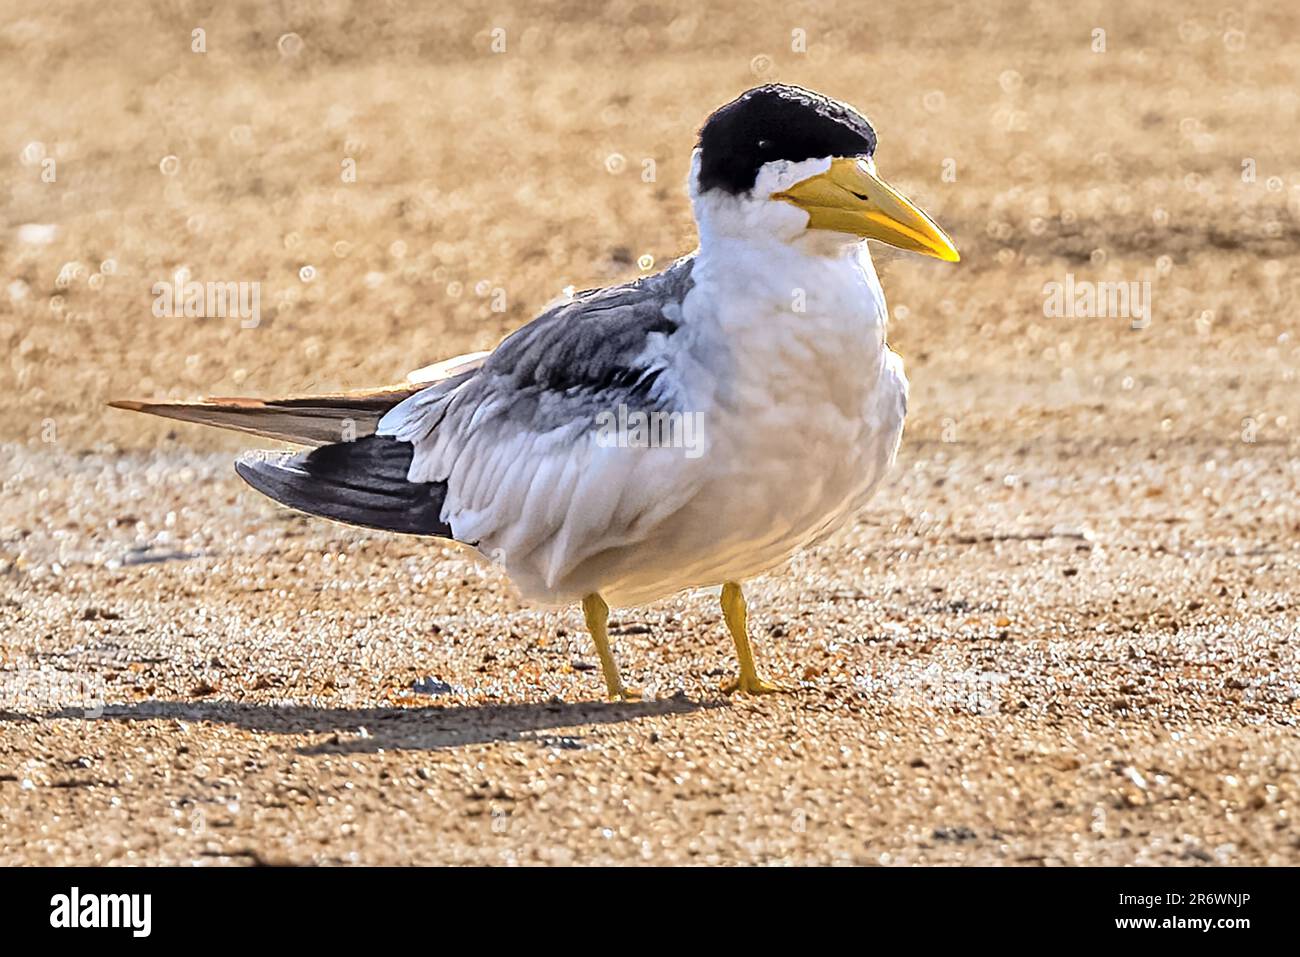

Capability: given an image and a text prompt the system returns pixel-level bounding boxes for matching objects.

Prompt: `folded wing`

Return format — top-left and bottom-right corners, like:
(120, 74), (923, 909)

(378, 256), (707, 587)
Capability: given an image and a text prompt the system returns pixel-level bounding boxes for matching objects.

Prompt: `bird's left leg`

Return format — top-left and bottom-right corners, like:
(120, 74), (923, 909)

(719, 581), (787, 695)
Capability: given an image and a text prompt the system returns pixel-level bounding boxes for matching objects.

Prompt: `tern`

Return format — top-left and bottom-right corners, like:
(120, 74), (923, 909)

(112, 84), (960, 701)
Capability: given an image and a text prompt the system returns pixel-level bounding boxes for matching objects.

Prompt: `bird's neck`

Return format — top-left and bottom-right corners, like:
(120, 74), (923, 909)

(683, 177), (891, 365)
(689, 231), (888, 336)
(688, 184), (883, 306)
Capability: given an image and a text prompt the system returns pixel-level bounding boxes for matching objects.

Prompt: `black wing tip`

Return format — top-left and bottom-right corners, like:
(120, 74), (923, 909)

(234, 439), (452, 538)
(233, 453), (294, 492)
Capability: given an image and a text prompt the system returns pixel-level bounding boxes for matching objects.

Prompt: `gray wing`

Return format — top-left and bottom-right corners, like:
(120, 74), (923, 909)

(379, 254), (697, 456)
(461, 254), (696, 432)
(375, 255), (706, 581)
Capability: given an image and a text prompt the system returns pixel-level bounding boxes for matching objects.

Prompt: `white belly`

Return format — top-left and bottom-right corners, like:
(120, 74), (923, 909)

(579, 361), (907, 607)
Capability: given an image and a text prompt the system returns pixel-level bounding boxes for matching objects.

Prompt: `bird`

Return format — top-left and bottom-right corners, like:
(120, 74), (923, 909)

(111, 84), (959, 702)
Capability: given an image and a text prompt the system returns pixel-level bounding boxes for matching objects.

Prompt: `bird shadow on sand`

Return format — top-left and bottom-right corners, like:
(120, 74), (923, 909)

(40, 695), (718, 754)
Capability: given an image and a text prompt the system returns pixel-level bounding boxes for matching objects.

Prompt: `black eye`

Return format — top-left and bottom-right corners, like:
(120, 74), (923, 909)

(757, 138), (773, 150)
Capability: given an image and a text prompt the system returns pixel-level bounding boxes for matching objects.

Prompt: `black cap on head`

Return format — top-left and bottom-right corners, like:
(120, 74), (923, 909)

(696, 84), (877, 196)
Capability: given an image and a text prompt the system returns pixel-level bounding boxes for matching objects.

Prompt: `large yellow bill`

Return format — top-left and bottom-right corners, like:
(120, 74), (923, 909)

(773, 157), (960, 262)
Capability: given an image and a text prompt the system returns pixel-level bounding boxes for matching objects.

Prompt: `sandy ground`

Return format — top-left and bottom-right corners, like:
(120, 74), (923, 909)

(2, 1), (1299, 864)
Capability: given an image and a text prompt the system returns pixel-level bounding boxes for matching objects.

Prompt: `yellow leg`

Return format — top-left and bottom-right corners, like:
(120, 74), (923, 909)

(720, 581), (786, 695)
(581, 593), (642, 702)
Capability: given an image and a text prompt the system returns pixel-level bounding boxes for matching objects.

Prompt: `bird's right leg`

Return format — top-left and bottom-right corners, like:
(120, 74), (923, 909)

(719, 581), (787, 695)
(581, 593), (642, 702)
